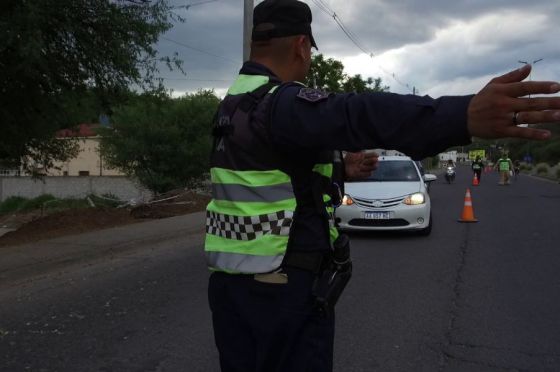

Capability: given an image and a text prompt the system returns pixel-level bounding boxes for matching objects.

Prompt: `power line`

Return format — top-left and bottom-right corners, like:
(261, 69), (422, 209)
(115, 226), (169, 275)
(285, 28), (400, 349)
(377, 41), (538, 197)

(169, 0), (221, 21)
(160, 77), (233, 82)
(311, 0), (332, 16)
(331, 13), (369, 56)
(170, 0), (219, 11)
(161, 37), (240, 65)
(315, 0), (367, 51)
(309, 0), (417, 94)
(166, 0), (232, 63)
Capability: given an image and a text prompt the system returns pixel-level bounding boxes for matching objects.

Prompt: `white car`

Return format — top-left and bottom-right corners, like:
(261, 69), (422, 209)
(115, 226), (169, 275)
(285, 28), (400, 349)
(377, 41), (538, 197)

(336, 156), (437, 235)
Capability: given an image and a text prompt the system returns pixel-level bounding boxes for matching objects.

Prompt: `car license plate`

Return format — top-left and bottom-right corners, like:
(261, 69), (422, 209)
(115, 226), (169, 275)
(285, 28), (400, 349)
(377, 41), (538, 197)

(364, 211), (391, 219)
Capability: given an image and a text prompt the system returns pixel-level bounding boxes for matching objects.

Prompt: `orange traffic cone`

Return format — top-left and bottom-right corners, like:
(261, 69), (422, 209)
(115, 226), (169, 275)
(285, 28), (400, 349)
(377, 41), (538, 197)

(472, 173), (479, 186)
(458, 188), (478, 223)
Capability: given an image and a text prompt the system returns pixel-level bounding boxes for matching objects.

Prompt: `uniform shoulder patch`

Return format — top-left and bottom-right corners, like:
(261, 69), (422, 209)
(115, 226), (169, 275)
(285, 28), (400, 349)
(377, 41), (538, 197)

(296, 87), (329, 102)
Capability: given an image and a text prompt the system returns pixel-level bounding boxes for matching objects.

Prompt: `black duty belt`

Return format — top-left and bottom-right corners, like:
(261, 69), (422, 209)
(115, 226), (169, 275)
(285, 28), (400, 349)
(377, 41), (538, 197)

(282, 250), (331, 274)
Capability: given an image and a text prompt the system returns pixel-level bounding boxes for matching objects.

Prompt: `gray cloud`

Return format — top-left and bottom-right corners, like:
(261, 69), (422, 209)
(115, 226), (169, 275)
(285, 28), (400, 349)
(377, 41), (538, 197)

(156, 0), (560, 97)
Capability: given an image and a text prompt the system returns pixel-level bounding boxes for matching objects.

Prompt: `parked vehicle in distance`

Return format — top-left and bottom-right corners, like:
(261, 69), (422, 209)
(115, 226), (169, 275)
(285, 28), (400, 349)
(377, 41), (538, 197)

(336, 156), (437, 235)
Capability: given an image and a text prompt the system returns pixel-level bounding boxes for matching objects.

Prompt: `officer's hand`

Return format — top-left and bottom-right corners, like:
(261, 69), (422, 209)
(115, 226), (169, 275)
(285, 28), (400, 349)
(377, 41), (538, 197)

(345, 151), (379, 180)
(467, 64), (560, 140)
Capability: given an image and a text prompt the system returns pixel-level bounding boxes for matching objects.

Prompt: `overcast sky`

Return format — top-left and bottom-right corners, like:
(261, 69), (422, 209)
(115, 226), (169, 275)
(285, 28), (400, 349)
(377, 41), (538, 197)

(157, 0), (560, 98)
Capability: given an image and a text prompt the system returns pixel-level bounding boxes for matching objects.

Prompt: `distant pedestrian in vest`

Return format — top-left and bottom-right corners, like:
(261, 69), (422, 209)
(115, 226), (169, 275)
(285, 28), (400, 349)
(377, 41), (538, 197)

(471, 156), (484, 183)
(495, 154), (515, 185)
(205, 1), (560, 370)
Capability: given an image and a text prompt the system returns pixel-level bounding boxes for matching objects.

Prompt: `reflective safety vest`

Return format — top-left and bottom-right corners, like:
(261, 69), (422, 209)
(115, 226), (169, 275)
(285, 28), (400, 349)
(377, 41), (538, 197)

(205, 74), (338, 274)
(312, 163), (340, 244)
(498, 158), (511, 171)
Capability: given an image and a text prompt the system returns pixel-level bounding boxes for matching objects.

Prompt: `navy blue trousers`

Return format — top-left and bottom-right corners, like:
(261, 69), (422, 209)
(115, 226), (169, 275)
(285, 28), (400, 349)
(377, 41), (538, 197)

(208, 267), (335, 372)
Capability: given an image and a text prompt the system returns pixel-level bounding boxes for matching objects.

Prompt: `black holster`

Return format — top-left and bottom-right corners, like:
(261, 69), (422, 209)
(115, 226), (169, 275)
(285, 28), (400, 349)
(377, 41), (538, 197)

(312, 234), (352, 316)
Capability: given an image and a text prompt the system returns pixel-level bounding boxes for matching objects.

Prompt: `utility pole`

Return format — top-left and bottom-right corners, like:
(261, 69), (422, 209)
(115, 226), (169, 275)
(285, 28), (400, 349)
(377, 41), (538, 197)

(243, 0), (254, 62)
(517, 58), (543, 127)
(517, 58), (543, 153)
(518, 58), (543, 82)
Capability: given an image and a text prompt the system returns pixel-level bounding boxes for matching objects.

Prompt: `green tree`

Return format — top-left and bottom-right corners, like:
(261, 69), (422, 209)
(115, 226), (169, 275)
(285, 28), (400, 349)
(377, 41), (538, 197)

(342, 74), (388, 93)
(305, 54), (345, 92)
(493, 123), (560, 164)
(0, 0), (181, 173)
(304, 54), (389, 93)
(99, 90), (219, 194)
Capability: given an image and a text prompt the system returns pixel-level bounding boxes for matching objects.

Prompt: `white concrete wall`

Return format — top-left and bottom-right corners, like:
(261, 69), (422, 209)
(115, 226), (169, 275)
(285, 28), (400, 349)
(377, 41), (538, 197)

(0, 176), (152, 203)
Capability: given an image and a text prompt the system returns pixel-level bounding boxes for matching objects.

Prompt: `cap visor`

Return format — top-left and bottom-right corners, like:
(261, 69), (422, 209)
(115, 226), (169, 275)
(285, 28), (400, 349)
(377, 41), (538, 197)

(310, 33), (318, 50)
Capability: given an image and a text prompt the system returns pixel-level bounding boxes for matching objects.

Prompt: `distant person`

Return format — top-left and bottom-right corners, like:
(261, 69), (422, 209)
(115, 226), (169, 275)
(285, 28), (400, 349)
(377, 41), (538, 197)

(495, 154), (515, 185)
(471, 156), (484, 183)
(514, 159), (521, 179)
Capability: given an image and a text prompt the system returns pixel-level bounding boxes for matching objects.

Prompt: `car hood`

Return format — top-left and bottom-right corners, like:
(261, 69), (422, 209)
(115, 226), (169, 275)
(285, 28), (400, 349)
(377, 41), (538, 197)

(345, 181), (423, 199)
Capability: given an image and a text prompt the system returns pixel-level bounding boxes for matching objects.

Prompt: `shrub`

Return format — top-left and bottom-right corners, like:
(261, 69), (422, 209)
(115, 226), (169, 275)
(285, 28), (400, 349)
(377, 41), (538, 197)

(43, 198), (90, 213)
(89, 194), (122, 208)
(19, 194), (56, 211)
(0, 194), (119, 216)
(101, 193), (120, 200)
(536, 164), (549, 175)
(0, 196), (27, 214)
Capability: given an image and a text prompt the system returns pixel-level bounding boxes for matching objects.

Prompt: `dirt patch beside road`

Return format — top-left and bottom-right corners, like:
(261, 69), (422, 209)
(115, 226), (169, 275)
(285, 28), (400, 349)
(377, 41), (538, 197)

(0, 192), (210, 248)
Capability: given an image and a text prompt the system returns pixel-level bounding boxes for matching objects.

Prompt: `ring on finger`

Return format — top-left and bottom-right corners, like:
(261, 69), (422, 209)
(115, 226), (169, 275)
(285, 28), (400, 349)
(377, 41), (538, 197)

(512, 111), (519, 125)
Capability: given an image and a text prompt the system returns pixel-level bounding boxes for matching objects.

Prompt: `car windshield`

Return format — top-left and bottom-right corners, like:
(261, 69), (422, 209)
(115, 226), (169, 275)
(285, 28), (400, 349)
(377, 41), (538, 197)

(351, 160), (420, 182)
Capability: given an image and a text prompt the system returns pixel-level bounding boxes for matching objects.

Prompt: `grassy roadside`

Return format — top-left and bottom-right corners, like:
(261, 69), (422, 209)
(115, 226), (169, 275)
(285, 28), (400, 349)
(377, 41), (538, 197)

(521, 162), (560, 183)
(0, 194), (122, 217)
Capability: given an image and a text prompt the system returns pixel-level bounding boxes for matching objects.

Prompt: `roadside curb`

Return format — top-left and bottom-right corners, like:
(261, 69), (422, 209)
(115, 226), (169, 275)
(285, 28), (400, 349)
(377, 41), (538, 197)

(0, 227), (16, 238)
(524, 173), (560, 184)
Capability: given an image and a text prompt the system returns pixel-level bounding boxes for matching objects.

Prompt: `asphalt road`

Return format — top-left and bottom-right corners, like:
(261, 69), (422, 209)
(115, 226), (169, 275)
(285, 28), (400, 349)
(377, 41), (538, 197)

(1, 167), (559, 372)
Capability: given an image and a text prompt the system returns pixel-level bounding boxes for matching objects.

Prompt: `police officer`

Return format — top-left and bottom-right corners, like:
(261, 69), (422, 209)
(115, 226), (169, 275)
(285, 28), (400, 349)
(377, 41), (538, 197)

(205, 0), (560, 371)
(495, 153), (515, 185)
(471, 156), (484, 183)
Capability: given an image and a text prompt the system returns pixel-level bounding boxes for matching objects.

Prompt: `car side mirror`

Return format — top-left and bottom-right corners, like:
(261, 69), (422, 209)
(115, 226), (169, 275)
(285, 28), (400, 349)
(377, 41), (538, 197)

(423, 174), (437, 182)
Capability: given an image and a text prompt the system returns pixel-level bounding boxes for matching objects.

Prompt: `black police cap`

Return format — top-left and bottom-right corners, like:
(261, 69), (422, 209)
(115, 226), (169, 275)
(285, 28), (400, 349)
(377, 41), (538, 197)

(252, 0), (318, 49)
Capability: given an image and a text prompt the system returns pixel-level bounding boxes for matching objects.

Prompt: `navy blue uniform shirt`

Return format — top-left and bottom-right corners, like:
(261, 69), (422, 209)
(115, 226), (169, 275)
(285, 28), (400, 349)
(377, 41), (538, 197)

(240, 61), (473, 252)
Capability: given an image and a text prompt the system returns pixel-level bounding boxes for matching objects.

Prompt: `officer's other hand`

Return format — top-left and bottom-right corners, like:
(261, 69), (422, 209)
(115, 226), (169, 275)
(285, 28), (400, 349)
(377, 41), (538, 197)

(467, 64), (560, 140)
(345, 151), (379, 180)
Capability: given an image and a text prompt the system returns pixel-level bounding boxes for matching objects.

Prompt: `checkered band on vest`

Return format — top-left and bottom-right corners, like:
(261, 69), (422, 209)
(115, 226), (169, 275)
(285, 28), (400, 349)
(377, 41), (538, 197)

(206, 210), (293, 241)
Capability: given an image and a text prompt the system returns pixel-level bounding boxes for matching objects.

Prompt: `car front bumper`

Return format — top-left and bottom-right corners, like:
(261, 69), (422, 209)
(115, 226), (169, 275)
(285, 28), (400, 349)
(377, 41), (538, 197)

(335, 203), (431, 232)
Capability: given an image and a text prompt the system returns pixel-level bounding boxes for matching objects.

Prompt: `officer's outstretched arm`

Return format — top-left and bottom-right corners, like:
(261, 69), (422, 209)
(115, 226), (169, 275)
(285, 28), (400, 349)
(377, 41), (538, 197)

(269, 84), (471, 160)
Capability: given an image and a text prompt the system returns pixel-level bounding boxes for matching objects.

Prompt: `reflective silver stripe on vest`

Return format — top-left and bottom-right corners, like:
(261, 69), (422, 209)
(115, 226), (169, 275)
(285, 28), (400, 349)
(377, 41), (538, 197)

(206, 251), (284, 274)
(212, 182), (294, 202)
(206, 210), (293, 241)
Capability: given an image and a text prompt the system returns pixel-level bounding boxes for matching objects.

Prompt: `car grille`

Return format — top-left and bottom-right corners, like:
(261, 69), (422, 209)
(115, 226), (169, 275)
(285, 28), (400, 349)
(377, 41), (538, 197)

(353, 196), (405, 209)
(349, 218), (409, 227)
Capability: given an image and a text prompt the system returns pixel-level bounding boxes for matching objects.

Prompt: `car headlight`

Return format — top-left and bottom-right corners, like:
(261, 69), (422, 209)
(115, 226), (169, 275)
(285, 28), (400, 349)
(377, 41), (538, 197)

(342, 194), (354, 206)
(403, 192), (425, 205)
